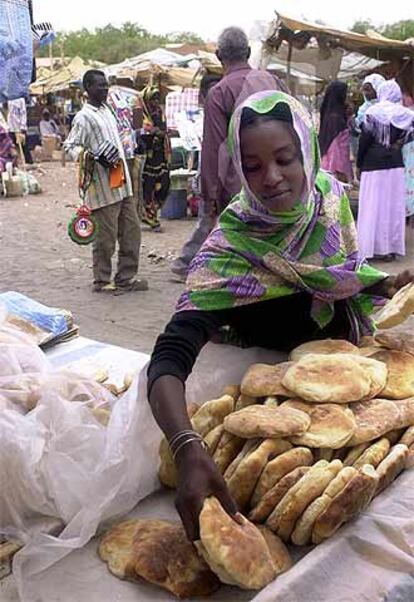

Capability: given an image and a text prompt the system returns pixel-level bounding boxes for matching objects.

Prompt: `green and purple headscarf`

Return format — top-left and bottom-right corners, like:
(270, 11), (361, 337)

(177, 91), (387, 339)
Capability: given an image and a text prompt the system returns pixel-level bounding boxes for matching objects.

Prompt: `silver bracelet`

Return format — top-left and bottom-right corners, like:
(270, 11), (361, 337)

(172, 436), (207, 461)
(169, 429), (202, 452)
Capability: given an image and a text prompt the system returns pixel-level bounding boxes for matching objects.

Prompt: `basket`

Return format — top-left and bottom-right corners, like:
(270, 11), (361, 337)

(161, 189), (188, 219)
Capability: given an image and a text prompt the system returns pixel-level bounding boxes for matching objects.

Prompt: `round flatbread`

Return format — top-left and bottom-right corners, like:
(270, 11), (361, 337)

(368, 349), (414, 400)
(240, 362), (295, 397)
(375, 282), (414, 329)
(223, 404), (311, 439)
(352, 437), (390, 469)
(198, 497), (278, 590)
(312, 465), (379, 544)
(249, 466), (311, 523)
(375, 443), (409, 495)
(284, 400), (356, 449)
(226, 439), (292, 509)
(99, 519), (220, 598)
(282, 354), (372, 403)
(354, 355), (388, 399)
(251, 447), (314, 507)
(375, 331), (414, 356)
(291, 466), (357, 546)
(266, 460), (343, 542)
(290, 339), (360, 361)
(348, 399), (401, 446)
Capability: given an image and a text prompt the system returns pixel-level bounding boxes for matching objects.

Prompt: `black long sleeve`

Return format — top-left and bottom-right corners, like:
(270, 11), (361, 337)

(147, 309), (228, 394)
(357, 125), (404, 171)
(147, 295), (354, 395)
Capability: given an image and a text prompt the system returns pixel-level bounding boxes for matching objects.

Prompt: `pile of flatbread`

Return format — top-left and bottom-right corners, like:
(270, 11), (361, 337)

(158, 336), (414, 586)
(100, 333), (414, 598)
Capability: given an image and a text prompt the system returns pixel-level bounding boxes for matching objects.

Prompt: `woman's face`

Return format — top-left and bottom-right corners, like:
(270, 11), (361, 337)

(240, 120), (306, 212)
(362, 83), (376, 101)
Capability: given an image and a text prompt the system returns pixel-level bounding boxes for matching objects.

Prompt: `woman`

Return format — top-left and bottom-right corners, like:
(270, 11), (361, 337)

(357, 80), (414, 260)
(0, 112), (17, 173)
(319, 81), (353, 183)
(140, 85), (171, 230)
(147, 90), (413, 541)
(355, 73), (385, 129)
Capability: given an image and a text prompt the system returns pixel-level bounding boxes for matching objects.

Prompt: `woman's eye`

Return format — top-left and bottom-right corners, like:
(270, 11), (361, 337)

(277, 155), (295, 166)
(243, 164), (261, 173)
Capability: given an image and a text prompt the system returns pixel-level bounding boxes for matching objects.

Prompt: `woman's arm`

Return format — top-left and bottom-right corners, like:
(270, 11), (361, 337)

(356, 128), (372, 170)
(364, 270), (414, 299)
(147, 310), (239, 540)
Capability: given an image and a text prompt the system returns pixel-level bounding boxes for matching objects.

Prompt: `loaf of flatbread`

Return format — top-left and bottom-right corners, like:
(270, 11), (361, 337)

(223, 404), (311, 439)
(375, 443), (408, 495)
(240, 362), (295, 397)
(352, 438), (390, 469)
(191, 395), (234, 437)
(266, 460), (343, 541)
(368, 349), (414, 399)
(375, 331), (414, 356)
(197, 497), (280, 590)
(99, 519), (220, 598)
(249, 466), (311, 523)
(290, 339), (360, 361)
(375, 282), (414, 329)
(348, 399), (401, 446)
(284, 400), (356, 449)
(282, 354), (373, 403)
(291, 466), (358, 545)
(312, 464), (379, 544)
(226, 439), (292, 509)
(252, 447), (314, 507)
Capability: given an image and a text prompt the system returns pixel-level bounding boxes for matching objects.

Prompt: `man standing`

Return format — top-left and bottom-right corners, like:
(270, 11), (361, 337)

(171, 27), (286, 280)
(64, 70), (147, 293)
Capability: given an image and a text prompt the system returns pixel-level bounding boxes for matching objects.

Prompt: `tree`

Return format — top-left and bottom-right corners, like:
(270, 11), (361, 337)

(382, 20), (414, 41)
(351, 19), (374, 35)
(38, 23), (205, 64)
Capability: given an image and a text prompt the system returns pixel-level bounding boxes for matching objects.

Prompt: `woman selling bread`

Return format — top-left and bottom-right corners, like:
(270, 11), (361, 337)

(147, 90), (414, 540)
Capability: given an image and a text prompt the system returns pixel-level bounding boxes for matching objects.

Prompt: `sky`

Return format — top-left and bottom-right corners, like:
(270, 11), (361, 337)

(34, 0), (413, 40)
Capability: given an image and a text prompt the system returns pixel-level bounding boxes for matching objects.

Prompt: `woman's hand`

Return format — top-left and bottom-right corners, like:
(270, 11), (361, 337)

(385, 270), (414, 298)
(175, 441), (239, 541)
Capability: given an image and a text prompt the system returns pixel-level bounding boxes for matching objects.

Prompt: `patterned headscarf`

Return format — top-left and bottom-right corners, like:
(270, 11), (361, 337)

(364, 80), (414, 146)
(177, 91), (387, 340)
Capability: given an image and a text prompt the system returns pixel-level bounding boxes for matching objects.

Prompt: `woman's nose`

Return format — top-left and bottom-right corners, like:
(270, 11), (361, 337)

(263, 163), (284, 187)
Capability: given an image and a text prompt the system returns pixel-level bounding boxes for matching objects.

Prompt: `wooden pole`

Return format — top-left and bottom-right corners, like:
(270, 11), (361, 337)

(286, 41), (293, 93)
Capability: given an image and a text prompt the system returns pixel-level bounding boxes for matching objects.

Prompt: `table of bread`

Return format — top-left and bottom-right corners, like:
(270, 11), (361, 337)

(4, 287), (414, 601)
(97, 329), (414, 600)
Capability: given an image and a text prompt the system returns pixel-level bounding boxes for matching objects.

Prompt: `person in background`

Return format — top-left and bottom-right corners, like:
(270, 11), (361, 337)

(140, 85), (171, 231)
(146, 90), (414, 540)
(319, 81), (353, 183)
(0, 110), (18, 173)
(7, 98), (33, 164)
(355, 74), (385, 129)
(170, 73), (222, 282)
(39, 108), (62, 142)
(64, 70), (148, 293)
(107, 83), (144, 214)
(201, 26), (286, 219)
(357, 79), (414, 261)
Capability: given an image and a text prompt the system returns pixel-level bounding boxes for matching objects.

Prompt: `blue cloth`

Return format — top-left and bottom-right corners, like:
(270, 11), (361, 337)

(0, 291), (71, 337)
(0, 0), (33, 102)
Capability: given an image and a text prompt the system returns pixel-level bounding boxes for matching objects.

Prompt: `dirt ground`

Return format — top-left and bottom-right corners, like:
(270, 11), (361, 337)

(1, 162), (414, 355)
(1, 162), (194, 354)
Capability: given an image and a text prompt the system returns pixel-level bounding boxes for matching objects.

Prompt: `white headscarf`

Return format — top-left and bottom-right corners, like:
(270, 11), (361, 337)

(364, 80), (414, 145)
(362, 73), (386, 97)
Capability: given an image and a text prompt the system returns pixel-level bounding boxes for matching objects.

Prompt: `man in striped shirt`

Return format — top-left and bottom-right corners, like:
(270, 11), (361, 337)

(64, 70), (147, 293)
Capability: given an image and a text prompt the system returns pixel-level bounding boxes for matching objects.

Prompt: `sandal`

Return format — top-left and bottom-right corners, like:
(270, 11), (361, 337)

(92, 283), (116, 293)
(114, 279), (149, 294)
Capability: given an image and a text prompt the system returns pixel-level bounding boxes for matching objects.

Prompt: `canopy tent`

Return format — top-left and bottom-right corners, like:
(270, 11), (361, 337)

(260, 11), (414, 94)
(30, 56), (105, 95)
